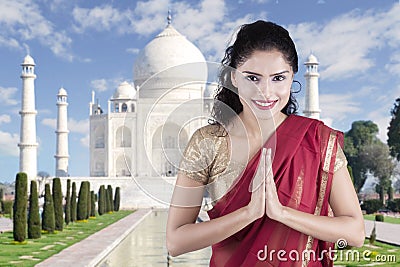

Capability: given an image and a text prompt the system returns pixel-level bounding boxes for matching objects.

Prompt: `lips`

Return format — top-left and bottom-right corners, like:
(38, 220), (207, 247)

(251, 99), (278, 110)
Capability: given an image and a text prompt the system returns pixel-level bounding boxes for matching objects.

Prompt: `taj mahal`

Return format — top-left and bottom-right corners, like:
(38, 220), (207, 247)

(17, 18), (321, 208)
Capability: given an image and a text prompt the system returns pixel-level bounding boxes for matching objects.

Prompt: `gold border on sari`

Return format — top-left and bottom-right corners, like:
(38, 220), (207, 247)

(302, 132), (337, 266)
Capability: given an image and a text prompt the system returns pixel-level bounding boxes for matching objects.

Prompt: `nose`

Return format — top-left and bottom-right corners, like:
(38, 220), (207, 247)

(258, 80), (272, 98)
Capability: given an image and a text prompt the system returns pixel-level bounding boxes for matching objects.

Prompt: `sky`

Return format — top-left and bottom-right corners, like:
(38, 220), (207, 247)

(0, 0), (400, 183)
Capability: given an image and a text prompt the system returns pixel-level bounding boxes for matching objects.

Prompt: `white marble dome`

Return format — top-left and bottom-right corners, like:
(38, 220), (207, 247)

(305, 54), (318, 64)
(133, 24), (207, 98)
(58, 87), (67, 96)
(22, 55), (35, 65)
(112, 81), (136, 99)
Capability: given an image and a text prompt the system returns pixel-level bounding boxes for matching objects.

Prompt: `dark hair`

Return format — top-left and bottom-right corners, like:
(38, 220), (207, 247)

(211, 20), (299, 126)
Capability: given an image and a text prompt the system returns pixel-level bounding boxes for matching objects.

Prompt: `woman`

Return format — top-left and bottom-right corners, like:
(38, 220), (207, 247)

(166, 20), (365, 266)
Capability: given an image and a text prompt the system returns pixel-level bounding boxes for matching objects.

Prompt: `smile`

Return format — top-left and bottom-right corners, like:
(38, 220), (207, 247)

(252, 99), (278, 110)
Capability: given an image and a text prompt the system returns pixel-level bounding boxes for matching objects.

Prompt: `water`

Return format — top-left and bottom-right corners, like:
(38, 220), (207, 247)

(97, 210), (211, 267)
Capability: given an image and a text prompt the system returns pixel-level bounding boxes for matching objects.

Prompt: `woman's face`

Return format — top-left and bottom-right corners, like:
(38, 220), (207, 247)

(232, 49), (293, 122)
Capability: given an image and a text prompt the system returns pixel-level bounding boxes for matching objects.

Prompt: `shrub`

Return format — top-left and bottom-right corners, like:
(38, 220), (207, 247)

(387, 199), (400, 212)
(107, 185), (113, 213)
(0, 188), (3, 213)
(361, 199), (383, 214)
(1, 200), (13, 215)
(65, 179), (71, 225)
(86, 182), (91, 220)
(375, 214), (384, 222)
(28, 180), (41, 239)
(77, 181), (88, 220)
(13, 172), (28, 242)
(42, 183), (55, 233)
(114, 187), (120, 212)
(98, 185), (106, 216)
(71, 182), (77, 222)
(52, 178), (63, 231)
(90, 191), (96, 217)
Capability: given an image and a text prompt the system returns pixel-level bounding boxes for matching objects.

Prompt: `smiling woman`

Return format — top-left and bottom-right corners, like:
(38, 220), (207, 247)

(166, 20), (365, 267)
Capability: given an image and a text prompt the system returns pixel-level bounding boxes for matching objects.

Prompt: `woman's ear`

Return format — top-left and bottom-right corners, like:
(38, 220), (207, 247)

(231, 71), (238, 87)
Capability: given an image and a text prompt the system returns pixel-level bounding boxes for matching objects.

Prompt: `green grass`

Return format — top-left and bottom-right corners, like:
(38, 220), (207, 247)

(0, 210), (133, 266)
(334, 239), (399, 266)
(364, 214), (400, 224)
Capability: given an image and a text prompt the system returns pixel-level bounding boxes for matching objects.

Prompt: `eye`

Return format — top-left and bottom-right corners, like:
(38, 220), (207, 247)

(246, 75), (259, 82)
(272, 75), (286, 82)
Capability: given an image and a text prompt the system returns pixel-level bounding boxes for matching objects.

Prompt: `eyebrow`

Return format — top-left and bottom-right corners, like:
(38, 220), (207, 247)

(242, 70), (290, 77)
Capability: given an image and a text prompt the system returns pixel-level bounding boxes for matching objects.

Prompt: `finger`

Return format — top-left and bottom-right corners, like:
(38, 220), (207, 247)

(251, 148), (267, 192)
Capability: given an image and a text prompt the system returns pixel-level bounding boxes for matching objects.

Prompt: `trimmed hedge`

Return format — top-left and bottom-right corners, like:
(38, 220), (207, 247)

(90, 191), (96, 217)
(1, 200), (13, 215)
(114, 187), (120, 212)
(86, 182), (91, 220)
(107, 185), (113, 212)
(98, 185), (106, 216)
(361, 199), (383, 214)
(387, 199), (400, 212)
(28, 180), (41, 239)
(77, 181), (88, 220)
(65, 179), (71, 225)
(375, 214), (384, 222)
(52, 178), (63, 231)
(42, 183), (55, 233)
(13, 172), (28, 242)
(71, 182), (77, 222)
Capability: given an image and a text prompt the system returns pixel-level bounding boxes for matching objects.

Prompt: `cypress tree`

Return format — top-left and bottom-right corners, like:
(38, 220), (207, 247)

(86, 182), (91, 219)
(98, 185), (105, 215)
(52, 178), (63, 231)
(70, 182), (77, 222)
(13, 172), (28, 242)
(0, 188), (3, 213)
(107, 185), (113, 212)
(28, 180), (41, 239)
(90, 191), (96, 217)
(42, 183), (55, 233)
(114, 187), (120, 212)
(77, 182), (88, 221)
(65, 179), (71, 225)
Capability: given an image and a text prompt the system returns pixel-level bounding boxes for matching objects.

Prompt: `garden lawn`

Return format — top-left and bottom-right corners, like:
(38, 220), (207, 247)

(363, 214), (400, 224)
(334, 239), (399, 266)
(0, 210), (133, 267)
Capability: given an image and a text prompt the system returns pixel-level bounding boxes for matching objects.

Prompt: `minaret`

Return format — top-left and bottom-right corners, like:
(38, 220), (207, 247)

(303, 54), (321, 120)
(55, 88), (69, 177)
(18, 55), (38, 181)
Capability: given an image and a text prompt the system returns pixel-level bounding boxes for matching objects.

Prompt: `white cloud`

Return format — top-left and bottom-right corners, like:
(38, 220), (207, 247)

(80, 134), (90, 148)
(0, 0), (73, 60)
(41, 118), (89, 135)
(288, 4), (400, 81)
(0, 87), (18, 106)
(90, 78), (124, 92)
(319, 93), (361, 121)
(126, 48), (140, 55)
(0, 115), (11, 125)
(0, 131), (19, 157)
(385, 52), (400, 76)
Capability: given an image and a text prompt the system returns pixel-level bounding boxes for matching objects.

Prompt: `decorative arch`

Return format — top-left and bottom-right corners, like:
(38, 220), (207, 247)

(116, 154), (131, 176)
(152, 123), (188, 176)
(121, 103), (128, 112)
(116, 126), (132, 147)
(95, 125), (105, 148)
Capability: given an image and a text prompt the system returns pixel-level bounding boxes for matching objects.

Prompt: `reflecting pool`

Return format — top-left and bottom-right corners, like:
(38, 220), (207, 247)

(97, 210), (211, 267)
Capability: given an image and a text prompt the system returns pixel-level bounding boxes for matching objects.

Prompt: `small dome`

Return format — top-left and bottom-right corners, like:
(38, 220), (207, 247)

(112, 81), (136, 99)
(22, 55), (35, 65)
(58, 87), (67, 96)
(133, 24), (207, 98)
(305, 54), (318, 64)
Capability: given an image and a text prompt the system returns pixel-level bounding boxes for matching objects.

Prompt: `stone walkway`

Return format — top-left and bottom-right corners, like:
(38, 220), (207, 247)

(364, 219), (400, 246)
(0, 217), (12, 233)
(36, 209), (151, 267)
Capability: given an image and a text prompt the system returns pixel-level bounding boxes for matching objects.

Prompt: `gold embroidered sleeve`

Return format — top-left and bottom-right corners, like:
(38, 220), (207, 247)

(178, 128), (218, 185)
(334, 145), (347, 173)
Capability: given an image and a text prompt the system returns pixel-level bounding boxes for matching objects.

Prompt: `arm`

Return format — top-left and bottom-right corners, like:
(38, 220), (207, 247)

(166, 150), (268, 257)
(266, 164), (365, 247)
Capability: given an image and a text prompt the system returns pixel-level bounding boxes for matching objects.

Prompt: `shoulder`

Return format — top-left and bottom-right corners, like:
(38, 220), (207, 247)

(192, 123), (227, 140)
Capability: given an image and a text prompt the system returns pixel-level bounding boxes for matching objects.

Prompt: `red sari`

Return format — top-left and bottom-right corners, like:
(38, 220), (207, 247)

(207, 115), (343, 267)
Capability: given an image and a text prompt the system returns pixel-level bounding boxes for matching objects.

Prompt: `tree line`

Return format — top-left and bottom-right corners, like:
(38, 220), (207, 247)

(344, 98), (400, 214)
(11, 173), (121, 243)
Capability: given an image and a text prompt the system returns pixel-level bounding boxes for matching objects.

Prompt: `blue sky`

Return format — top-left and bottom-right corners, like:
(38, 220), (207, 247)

(0, 0), (399, 183)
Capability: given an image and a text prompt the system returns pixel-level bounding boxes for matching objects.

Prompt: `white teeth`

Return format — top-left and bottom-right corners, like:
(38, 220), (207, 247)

(255, 100), (274, 107)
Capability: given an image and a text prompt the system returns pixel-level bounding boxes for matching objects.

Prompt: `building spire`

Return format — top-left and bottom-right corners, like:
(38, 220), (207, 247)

(167, 9), (172, 25)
